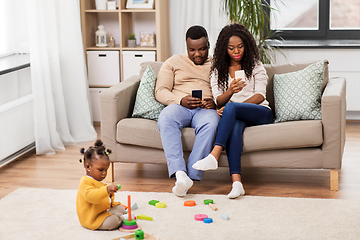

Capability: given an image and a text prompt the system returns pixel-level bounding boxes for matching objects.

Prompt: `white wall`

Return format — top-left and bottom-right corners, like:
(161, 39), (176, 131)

(274, 48), (360, 119)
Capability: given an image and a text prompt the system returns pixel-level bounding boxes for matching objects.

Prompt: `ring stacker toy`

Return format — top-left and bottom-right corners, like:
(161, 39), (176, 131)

(194, 214), (208, 221)
(204, 199), (217, 211)
(184, 200), (196, 207)
(149, 200), (159, 206)
(113, 232), (164, 240)
(155, 202), (166, 208)
(120, 195), (141, 232)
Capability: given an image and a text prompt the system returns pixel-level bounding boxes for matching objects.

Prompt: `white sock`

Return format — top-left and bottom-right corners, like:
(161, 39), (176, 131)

(192, 154), (218, 171)
(227, 181), (245, 199)
(172, 171), (193, 197)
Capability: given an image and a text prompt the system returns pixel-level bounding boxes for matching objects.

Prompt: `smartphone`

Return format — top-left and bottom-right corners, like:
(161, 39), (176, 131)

(235, 70), (245, 80)
(192, 90), (202, 100)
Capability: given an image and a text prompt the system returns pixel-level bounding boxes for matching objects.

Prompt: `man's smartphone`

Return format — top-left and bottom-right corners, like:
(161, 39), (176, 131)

(192, 90), (202, 100)
(235, 70), (245, 80)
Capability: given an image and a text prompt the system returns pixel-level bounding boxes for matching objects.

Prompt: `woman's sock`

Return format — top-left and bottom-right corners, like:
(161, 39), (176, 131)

(172, 171), (193, 197)
(227, 181), (245, 199)
(192, 154), (218, 171)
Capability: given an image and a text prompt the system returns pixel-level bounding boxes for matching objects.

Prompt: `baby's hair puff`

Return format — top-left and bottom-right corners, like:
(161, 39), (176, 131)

(79, 140), (112, 164)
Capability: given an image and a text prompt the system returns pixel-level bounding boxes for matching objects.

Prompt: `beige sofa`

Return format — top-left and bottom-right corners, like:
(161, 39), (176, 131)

(100, 61), (346, 190)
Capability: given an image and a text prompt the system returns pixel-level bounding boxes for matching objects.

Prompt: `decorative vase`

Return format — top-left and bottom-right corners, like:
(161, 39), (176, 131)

(95, 0), (107, 10)
(128, 39), (136, 48)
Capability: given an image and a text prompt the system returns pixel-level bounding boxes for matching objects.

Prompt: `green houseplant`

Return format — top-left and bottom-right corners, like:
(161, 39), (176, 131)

(128, 33), (136, 47)
(221, 0), (283, 64)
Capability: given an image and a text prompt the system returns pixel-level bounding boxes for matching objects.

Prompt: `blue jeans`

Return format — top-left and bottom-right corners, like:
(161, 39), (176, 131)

(157, 104), (220, 180)
(215, 102), (273, 175)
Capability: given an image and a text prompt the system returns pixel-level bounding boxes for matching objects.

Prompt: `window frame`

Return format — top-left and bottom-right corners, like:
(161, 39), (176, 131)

(268, 0), (360, 40)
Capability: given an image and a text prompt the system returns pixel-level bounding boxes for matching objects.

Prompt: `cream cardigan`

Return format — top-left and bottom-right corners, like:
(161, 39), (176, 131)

(210, 61), (270, 108)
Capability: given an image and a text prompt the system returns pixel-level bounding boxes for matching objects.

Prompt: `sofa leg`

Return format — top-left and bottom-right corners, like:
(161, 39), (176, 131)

(330, 169), (338, 191)
(105, 162), (114, 183)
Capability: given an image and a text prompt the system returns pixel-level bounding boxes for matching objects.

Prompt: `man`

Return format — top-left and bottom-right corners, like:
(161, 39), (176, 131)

(155, 25), (220, 197)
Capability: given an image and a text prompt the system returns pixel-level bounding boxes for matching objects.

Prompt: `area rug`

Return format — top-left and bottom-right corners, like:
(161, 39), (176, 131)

(0, 188), (359, 240)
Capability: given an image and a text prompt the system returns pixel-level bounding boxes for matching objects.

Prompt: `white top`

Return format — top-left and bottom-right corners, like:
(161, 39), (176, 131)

(210, 61), (270, 108)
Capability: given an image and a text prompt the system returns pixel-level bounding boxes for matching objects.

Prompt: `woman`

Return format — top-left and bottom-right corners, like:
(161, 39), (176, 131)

(192, 23), (273, 198)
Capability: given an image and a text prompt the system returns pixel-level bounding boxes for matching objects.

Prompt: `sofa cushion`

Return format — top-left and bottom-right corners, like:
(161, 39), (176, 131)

(139, 61), (163, 78)
(117, 118), (323, 153)
(132, 65), (165, 121)
(264, 60), (329, 114)
(273, 60), (325, 123)
(243, 120), (323, 152)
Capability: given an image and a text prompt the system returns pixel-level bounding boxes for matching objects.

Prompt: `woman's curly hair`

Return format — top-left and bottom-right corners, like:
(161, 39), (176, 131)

(211, 23), (260, 92)
(79, 139), (111, 164)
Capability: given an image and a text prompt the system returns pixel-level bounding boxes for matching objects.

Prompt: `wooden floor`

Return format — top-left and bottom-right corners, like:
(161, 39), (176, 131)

(1, 121), (359, 200)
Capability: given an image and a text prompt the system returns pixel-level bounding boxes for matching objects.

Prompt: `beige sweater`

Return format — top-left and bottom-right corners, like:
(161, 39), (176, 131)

(155, 54), (212, 106)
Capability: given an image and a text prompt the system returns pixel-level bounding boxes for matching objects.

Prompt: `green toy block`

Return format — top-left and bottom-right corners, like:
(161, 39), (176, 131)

(149, 200), (159, 206)
(204, 199), (214, 205)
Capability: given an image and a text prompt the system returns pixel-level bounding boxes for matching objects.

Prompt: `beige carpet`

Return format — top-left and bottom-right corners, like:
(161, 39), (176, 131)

(0, 188), (359, 240)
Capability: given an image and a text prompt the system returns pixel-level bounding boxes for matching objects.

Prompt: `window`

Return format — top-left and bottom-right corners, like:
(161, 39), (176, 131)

(0, 1), (15, 57)
(269, 0), (360, 40)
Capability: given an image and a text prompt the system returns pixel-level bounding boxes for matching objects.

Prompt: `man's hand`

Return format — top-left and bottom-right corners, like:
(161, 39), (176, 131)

(201, 98), (216, 109)
(180, 95), (201, 109)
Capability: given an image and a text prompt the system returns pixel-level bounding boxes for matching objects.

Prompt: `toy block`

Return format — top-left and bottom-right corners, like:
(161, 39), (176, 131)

(221, 214), (229, 220)
(149, 200), (159, 206)
(136, 214), (153, 221)
(131, 202), (138, 210)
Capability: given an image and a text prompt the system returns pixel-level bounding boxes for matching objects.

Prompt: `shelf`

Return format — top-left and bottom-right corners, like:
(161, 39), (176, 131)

(86, 46), (121, 50)
(121, 9), (156, 13)
(85, 10), (120, 13)
(122, 47), (157, 51)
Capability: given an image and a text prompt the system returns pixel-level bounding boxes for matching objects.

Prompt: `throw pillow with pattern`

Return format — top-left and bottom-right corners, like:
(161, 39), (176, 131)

(132, 65), (165, 121)
(273, 60), (325, 123)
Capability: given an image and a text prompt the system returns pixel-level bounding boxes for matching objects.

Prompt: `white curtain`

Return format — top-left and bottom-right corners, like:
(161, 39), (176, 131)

(169, 0), (229, 56)
(27, 0), (97, 155)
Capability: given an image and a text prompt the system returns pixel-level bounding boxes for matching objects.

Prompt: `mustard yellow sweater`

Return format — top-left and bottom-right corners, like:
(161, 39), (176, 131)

(76, 176), (121, 230)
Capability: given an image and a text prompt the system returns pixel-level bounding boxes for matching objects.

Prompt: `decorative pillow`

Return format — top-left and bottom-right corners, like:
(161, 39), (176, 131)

(273, 60), (325, 123)
(132, 65), (165, 121)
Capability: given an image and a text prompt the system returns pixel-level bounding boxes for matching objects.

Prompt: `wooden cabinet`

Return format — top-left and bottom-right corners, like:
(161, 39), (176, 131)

(79, 0), (170, 85)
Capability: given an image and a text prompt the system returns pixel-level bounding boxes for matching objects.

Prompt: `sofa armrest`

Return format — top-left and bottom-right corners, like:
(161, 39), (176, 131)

(321, 77), (346, 169)
(99, 76), (141, 151)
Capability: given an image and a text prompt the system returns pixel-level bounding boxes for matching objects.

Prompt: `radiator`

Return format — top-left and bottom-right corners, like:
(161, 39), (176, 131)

(345, 73), (360, 111)
(0, 94), (35, 165)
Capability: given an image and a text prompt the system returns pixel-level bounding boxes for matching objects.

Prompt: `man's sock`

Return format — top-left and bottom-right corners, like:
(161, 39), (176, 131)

(192, 154), (218, 171)
(172, 171), (193, 197)
(227, 181), (245, 199)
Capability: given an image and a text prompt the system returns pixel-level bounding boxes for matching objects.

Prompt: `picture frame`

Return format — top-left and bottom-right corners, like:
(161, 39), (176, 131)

(126, 0), (154, 9)
(140, 32), (155, 47)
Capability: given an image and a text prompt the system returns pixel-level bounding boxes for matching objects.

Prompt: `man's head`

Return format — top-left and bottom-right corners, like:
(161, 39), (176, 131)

(185, 25), (209, 65)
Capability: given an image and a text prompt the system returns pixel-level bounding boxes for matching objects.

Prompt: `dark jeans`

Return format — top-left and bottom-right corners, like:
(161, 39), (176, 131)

(214, 102), (273, 175)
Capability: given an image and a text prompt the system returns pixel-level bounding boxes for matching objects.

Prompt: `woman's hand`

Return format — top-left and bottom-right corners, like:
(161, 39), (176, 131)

(217, 106), (225, 116)
(228, 78), (247, 94)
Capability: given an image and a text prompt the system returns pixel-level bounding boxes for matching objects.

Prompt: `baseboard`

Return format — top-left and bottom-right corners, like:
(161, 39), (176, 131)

(0, 142), (35, 168)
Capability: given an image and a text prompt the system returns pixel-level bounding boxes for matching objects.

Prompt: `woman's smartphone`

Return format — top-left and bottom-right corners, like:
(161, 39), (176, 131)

(192, 90), (202, 100)
(235, 70), (245, 80)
